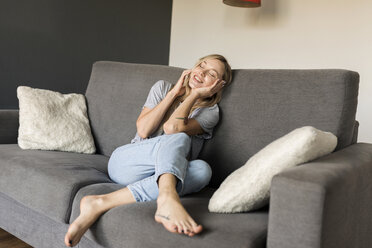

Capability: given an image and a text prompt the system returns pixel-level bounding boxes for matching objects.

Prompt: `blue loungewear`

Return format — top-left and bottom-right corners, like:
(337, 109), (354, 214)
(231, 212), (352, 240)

(108, 80), (219, 202)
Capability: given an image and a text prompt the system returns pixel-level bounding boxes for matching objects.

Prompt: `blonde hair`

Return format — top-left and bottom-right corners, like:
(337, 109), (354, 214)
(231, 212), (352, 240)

(179, 54), (233, 114)
(153, 54), (232, 136)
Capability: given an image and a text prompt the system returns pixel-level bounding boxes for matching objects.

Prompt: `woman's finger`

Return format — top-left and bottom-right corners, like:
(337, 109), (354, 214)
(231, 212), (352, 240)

(219, 80), (226, 89)
(176, 70), (191, 88)
(180, 70), (191, 82)
(182, 69), (192, 77)
(206, 79), (219, 91)
(210, 79), (225, 95)
(212, 79), (224, 90)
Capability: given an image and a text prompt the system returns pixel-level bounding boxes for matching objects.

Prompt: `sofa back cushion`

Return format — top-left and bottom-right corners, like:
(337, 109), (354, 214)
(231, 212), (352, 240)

(200, 69), (359, 187)
(85, 61), (182, 156)
(85, 62), (359, 187)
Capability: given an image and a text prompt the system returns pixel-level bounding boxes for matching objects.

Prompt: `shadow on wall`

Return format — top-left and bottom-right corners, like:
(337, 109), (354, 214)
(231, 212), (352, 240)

(223, 0), (290, 28)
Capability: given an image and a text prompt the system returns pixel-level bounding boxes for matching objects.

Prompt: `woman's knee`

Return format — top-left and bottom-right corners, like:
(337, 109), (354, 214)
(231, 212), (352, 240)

(169, 132), (191, 145)
(189, 160), (212, 187)
(108, 152), (151, 186)
(158, 132), (191, 159)
(109, 163), (152, 185)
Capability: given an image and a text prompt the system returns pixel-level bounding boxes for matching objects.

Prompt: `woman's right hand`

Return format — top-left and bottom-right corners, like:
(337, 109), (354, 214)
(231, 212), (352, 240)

(170, 69), (191, 97)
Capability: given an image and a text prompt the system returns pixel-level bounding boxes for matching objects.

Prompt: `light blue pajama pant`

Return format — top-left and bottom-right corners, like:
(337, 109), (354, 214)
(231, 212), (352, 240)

(107, 133), (212, 202)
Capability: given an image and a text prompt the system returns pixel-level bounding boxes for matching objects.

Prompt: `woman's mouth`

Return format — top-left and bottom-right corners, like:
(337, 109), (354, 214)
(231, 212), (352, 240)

(192, 75), (203, 84)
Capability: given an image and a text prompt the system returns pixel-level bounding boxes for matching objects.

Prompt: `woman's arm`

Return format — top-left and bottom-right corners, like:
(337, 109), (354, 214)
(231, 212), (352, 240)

(136, 70), (191, 138)
(163, 79), (225, 136)
(136, 91), (177, 138)
(163, 92), (204, 136)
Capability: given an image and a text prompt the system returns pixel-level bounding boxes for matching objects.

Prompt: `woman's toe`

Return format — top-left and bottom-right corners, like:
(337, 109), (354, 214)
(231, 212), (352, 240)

(192, 224), (203, 234)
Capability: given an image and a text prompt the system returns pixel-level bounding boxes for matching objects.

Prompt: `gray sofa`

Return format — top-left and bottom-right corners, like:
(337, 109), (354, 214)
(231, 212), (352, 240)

(1, 61), (371, 248)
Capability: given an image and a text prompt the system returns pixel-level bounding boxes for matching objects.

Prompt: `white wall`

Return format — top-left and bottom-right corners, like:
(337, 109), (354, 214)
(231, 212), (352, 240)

(169, 0), (372, 142)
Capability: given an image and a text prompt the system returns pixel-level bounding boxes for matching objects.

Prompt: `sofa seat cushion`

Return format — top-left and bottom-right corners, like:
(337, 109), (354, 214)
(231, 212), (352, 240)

(71, 184), (268, 248)
(0, 144), (112, 224)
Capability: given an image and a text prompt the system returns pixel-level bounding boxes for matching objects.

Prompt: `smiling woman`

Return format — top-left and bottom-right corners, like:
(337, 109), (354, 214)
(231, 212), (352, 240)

(176, 54), (233, 118)
(64, 54), (233, 247)
(189, 60), (224, 87)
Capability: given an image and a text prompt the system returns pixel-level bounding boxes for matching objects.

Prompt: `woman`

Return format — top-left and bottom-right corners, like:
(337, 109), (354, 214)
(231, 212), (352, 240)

(64, 54), (232, 247)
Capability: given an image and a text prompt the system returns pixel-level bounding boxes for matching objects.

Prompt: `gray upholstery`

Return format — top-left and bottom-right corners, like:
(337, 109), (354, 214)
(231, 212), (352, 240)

(352, 120), (359, 144)
(0, 144), (111, 223)
(0, 109), (19, 144)
(70, 184), (268, 248)
(85, 61), (183, 157)
(0, 191), (104, 248)
(86, 62), (359, 187)
(267, 143), (372, 248)
(201, 69), (359, 187)
(0, 61), (370, 248)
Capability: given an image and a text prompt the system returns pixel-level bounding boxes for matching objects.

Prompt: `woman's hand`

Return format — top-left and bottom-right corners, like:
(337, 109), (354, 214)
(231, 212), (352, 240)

(191, 79), (226, 99)
(170, 69), (192, 97)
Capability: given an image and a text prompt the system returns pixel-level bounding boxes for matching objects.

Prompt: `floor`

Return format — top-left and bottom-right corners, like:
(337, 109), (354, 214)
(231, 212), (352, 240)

(0, 228), (33, 248)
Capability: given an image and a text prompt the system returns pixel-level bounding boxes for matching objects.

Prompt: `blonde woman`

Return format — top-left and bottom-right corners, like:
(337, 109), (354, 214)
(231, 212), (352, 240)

(65, 54), (233, 247)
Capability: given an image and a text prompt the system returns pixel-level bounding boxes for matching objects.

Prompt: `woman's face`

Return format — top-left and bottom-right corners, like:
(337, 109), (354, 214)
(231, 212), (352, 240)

(189, 58), (225, 89)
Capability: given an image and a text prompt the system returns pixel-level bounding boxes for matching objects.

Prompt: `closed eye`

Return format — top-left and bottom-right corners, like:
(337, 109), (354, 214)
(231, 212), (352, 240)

(209, 72), (216, 78)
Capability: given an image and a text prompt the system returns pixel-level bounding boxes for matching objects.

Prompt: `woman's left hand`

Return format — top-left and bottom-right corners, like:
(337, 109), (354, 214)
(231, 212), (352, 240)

(191, 79), (226, 99)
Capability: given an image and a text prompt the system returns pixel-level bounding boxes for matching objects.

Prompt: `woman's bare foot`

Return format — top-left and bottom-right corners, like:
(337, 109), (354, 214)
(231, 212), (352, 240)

(155, 191), (203, 237)
(64, 195), (105, 247)
(64, 187), (135, 247)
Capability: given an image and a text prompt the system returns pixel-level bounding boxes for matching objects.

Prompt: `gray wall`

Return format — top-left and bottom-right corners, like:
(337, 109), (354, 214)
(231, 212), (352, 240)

(0, 0), (172, 109)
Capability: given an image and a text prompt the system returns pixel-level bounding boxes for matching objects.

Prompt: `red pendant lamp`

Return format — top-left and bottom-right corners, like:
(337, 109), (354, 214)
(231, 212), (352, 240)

(223, 0), (261, 8)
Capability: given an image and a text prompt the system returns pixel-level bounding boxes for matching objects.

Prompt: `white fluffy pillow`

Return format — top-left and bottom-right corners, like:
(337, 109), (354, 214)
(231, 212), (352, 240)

(208, 126), (337, 213)
(17, 86), (96, 154)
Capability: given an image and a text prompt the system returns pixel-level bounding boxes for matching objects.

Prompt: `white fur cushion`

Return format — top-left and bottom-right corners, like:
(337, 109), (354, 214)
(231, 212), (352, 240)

(208, 126), (337, 213)
(17, 86), (96, 154)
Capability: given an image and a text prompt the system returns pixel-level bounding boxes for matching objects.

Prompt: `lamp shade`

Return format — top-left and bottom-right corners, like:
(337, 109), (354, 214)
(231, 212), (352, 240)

(223, 0), (261, 8)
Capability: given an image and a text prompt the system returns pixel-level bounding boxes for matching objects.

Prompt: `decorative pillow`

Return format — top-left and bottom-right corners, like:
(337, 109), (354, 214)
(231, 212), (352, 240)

(208, 126), (337, 213)
(17, 86), (96, 154)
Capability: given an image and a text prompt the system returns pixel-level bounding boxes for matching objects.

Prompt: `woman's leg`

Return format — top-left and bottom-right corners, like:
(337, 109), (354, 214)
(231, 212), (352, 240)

(126, 132), (193, 202)
(123, 133), (211, 236)
(65, 133), (206, 246)
(155, 173), (203, 237)
(66, 158), (211, 244)
(180, 159), (212, 196)
(127, 159), (212, 201)
(65, 137), (163, 247)
(64, 187), (135, 247)
(150, 133), (208, 236)
(108, 135), (164, 185)
(154, 160), (211, 236)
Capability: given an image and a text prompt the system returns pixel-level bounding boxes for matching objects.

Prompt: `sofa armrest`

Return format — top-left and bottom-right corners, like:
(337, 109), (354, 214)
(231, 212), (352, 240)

(0, 109), (19, 144)
(351, 120), (359, 144)
(267, 143), (372, 248)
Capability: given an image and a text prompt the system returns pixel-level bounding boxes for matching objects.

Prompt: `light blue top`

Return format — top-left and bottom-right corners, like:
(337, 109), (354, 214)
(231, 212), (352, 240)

(131, 80), (220, 160)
